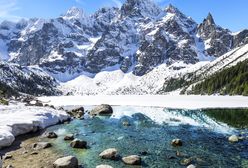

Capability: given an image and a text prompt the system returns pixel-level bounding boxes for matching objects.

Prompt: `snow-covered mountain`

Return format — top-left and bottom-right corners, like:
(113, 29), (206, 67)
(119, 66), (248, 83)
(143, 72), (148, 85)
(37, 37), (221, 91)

(0, 61), (60, 96)
(162, 43), (248, 94)
(0, 0), (247, 96)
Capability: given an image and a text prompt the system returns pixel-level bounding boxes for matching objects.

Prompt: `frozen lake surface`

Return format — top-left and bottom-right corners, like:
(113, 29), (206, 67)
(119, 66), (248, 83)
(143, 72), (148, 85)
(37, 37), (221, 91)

(39, 95), (248, 109)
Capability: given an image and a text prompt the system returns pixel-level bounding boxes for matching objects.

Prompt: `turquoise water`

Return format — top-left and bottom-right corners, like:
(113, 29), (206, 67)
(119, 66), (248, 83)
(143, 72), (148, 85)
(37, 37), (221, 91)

(45, 106), (248, 168)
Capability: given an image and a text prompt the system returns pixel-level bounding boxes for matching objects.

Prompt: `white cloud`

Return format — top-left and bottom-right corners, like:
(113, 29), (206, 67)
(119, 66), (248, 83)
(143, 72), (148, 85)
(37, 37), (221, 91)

(0, 0), (22, 22)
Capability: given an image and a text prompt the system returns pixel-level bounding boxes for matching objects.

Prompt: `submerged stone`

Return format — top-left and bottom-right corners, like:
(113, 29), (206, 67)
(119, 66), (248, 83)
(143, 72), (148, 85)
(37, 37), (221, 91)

(70, 139), (87, 149)
(187, 164), (196, 168)
(122, 155), (141, 165)
(228, 135), (239, 143)
(64, 134), (74, 141)
(96, 165), (113, 168)
(180, 158), (193, 166)
(171, 139), (183, 147)
(122, 121), (131, 126)
(99, 148), (119, 160)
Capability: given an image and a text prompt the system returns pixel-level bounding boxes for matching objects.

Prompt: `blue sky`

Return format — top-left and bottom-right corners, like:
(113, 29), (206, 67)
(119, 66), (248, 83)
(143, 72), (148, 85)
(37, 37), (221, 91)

(0, 0), (247, 32)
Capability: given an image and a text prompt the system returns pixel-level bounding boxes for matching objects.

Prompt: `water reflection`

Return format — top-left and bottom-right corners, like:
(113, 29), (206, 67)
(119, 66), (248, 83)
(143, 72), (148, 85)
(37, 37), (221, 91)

(204, 108), (248, 129)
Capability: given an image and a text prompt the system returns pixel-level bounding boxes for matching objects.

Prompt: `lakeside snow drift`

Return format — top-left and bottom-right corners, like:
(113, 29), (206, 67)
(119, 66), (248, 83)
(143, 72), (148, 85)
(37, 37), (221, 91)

(0, 104), (69, 149)
(39, 95), (248, 109)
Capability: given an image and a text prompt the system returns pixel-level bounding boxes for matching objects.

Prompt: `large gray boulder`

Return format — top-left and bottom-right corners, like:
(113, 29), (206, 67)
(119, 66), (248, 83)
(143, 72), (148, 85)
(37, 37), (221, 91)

(122, 155), (141, 165)
(99, 148), (119, 160)
(67, 107), (84, 119)
(70, 139), (87, 149)
(53, 156), (78, 168)
(90, 104), (113, 116)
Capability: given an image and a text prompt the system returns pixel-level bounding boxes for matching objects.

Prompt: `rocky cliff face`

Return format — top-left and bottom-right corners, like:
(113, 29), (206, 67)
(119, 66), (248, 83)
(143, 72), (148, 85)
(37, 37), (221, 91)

(0, 0), (247, 83)
(197, 13), (248, 58)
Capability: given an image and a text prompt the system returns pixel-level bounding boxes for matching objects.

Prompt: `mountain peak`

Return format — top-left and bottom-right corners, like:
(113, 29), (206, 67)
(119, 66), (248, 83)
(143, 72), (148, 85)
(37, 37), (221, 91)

(121, 0), (162, 19)
(63, 7), (85, 20)
(165, 4), (192, 21)
(205, 12), (215, 25)
(165, 4), (180, 14)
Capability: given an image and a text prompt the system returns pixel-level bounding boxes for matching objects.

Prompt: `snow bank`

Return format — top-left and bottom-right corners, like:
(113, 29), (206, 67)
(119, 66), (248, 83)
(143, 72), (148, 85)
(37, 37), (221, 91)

(39, 95), (248, 109)
(0, 104), (69, 149)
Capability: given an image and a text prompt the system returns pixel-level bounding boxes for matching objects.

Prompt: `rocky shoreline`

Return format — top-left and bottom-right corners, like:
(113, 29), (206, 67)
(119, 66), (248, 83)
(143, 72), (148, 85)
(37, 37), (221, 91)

(1, 130), (60, 168)
(1, 103), (247, 168)
(0, 103), (116, 168)
(1, 128), (243, 168)
(1, 104), (116, 168)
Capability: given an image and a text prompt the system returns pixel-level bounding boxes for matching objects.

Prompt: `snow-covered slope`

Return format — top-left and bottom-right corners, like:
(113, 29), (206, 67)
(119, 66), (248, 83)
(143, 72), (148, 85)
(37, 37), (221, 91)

(60, 61), (208, 95)
(194, 43), (248, 78)
(0, 104), (69, 149)
(0, 61), (60, 96)
(161, 44), (248, 94)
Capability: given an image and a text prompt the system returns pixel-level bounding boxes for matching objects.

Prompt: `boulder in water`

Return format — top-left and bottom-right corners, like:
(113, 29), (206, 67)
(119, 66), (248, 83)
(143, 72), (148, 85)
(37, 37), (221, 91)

(64, 134), (74, 141)
(90, 104), (113, 116)
(171, 139), (183, 147)
(228, 135), (239, 143)
(53, 156), (78, 168)
(99, 148), (119, 160)
(67, 107), (84, 119)
(122, 155), (141, 165)
(70, 139), (87, 149)
(180, 158), (193, 166)
(187, 164), (196, 168)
